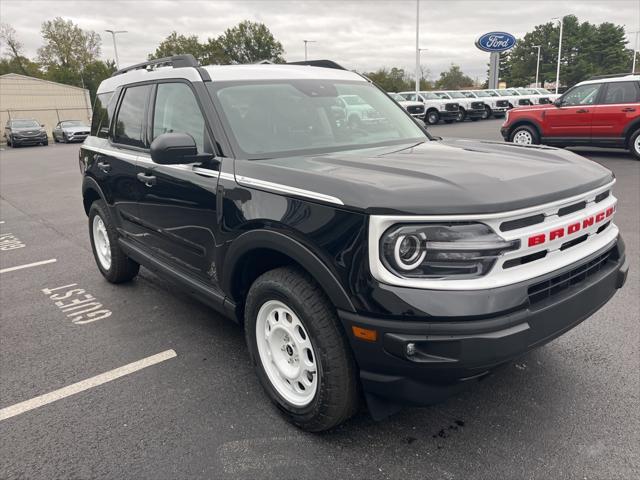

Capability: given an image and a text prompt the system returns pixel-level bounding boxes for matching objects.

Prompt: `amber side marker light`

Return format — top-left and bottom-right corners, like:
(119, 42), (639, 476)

(352, 326), (378, 342)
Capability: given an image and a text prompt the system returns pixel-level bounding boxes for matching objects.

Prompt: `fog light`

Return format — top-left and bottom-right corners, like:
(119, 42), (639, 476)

(406, 342), (416, 356)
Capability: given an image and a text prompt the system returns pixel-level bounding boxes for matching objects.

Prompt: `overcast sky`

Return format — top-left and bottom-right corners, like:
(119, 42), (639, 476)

(2, 0), (639, 80)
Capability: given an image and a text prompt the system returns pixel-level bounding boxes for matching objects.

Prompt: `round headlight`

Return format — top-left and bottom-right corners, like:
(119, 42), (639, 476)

(393, 234), (426, 270)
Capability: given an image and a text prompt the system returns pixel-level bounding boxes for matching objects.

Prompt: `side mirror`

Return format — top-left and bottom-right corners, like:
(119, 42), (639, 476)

(553, 99), (564, 108)
(150, 132), (212, 165)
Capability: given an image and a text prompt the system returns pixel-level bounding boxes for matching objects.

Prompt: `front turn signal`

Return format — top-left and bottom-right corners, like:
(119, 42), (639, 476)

(352, 326), (378, 342)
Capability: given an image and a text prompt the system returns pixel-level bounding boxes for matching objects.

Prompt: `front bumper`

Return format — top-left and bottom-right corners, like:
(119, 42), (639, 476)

(439, 110), (459, 121)
(11, 135), (47, 145)
(466, 108), (485, 119)
(338, 237), (627, 408)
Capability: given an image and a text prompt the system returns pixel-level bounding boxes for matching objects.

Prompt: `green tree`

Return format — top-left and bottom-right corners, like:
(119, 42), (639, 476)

(501, 15), (633, 88)
(364, 67), (414, 92)
(148, 32), (206, 62)
(434, 64), (474, 90)
(217, 21), (285, 64)
(0, 23), (42, 77)
(38, 17), (101, 70)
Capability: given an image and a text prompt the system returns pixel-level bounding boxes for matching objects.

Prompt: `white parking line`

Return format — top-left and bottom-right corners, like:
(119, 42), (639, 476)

(0, 258), (57, 273)
(0, 349), (177, 421)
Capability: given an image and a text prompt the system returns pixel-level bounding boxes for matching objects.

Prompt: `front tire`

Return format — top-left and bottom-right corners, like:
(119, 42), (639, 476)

(456, 108), (466, 122)
(629, 129), (640, 160)
(425, 109), (439, 125)
(245, 267), (359, 432)
(509, 125), (540, 145)
(482, 105), (491, 120)
(88, 200), (139, 283)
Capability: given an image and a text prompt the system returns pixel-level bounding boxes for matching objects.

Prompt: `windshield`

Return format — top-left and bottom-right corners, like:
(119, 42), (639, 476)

(433, 92), (450, 99)
(473, 91), (493, 97)
(460, 91), (476, 98)
(537, 88), (553, 94)
(517, 89), (538, 95)
(61, 120), (85, 127)
(10, 120), (39, 128)
(497, 89), (518, 96)
(391, 93), (407, 102)
(209, 80), (426, 159)
(421, 92), (441, 100)
(446, 91), (465, 98)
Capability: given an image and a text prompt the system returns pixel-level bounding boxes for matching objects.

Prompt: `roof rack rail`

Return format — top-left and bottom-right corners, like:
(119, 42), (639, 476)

(287, 60), (347, 71)
(588, 72), (638, 80)
(111, 54), (200, 77)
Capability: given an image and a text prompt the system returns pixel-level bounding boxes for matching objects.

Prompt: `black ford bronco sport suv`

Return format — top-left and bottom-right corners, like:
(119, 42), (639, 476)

(81, 56), (628, 431)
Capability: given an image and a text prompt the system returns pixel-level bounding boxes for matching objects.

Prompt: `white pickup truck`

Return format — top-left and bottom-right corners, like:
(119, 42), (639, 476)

(397, 91), (460, 125)
(433, 91), (486, 121)
(389, 93), (426, 119)
(464, 90), (509, 118)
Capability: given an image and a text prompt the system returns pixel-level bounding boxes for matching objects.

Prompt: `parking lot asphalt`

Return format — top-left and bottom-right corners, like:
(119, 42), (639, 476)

(1, 119), (638, 480)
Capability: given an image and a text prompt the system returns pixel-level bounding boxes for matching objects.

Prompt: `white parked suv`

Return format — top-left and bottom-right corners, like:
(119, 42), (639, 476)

(397, 91), (460, 125)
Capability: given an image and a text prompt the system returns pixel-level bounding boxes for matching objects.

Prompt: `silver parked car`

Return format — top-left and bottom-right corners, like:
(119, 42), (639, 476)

(52, 120), (90, 143)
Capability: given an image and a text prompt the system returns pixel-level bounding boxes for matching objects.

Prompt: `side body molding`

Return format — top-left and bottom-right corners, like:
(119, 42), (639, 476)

(221, 229), (356, 313)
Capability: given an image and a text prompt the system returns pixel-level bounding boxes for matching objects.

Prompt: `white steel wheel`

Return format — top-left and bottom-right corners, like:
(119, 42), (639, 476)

(255, 299), (318, 407)
(92, 214), (111, 270)
(634, 134), (640, 155)
(512, 129), (534, 145)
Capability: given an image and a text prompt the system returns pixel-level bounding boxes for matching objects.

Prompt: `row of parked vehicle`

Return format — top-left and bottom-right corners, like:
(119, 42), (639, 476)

(3, 119), (90, 147)
(392, 87), (559, 125)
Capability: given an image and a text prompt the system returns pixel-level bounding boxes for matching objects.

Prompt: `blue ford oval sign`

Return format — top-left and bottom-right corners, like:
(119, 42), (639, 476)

(475, 32), (516, 53)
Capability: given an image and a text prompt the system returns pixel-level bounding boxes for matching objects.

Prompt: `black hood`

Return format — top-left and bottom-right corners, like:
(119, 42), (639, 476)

(234, 139), (614, 215)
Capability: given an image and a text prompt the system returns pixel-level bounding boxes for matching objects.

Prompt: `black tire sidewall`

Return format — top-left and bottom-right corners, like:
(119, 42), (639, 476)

(510, 125), (539, 145)
(630, 130), (640, 159)
(246, 285), (327, 419)
(426, 110), (439, 125)
(88, 201), (115, 279)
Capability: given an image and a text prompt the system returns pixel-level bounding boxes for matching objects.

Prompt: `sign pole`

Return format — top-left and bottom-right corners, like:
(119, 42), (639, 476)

(489, 52), (500, 89)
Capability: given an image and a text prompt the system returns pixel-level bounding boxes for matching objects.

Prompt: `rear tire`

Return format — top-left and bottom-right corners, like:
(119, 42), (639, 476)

(88, 200), (139, 283)
(509, 125), (540, 145)
(629, 129), (640, 160)
(245, 266), (359, 432)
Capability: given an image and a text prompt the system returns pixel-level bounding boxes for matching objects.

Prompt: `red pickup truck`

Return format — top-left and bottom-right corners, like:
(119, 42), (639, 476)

(501, 74), (640, 159)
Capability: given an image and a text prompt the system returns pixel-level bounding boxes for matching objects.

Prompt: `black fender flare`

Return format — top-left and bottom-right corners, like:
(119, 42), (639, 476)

(82, 176), (108, 215)
(622, 118), (640, 146)
(221, 229), (356, 313)
(508, 119), (543, 139)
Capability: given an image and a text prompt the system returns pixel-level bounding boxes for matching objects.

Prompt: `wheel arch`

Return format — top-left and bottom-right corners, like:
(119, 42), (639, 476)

(82, 176), (107, 216)
(508, 119), (542, 139)
(221, 229), (356, 320)
(623, 118), (640, 147)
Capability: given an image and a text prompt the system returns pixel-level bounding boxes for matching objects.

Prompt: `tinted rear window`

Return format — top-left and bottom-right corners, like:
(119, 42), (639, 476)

(113, 85), (151, 148)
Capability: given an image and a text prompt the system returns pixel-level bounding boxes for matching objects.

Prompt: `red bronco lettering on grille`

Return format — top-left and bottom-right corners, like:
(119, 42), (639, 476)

(527, 205), (615, 247)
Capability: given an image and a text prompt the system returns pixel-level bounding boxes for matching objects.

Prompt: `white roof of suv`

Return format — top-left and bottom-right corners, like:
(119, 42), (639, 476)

(97, 64), (365, 94)
(577, 74), (640, 86)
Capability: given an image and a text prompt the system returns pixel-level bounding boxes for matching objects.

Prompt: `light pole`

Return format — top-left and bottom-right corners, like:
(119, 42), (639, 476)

(631, 31), (639, 73)
(303, 40), (316, 61)
(105, 30), (127, 69)
(533, 45), (541, 87)
(552, 17), (564, 94)
(415, 0), (420, 95)
(418, 47), (428, 90)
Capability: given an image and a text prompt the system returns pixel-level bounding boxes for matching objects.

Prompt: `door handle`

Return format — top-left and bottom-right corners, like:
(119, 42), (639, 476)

(137, 172), (156, 187)
(622, 107), (636, 112)
(576, 109), (589, 113)
(97, 161), (111, 173)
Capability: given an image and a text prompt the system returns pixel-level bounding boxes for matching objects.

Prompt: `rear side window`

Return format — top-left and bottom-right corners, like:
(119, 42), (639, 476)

(152, 83), (207, 152)
(602, 81), (639, 104)
(91, 92), (114, 138)
(113, 85), (152, 148)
